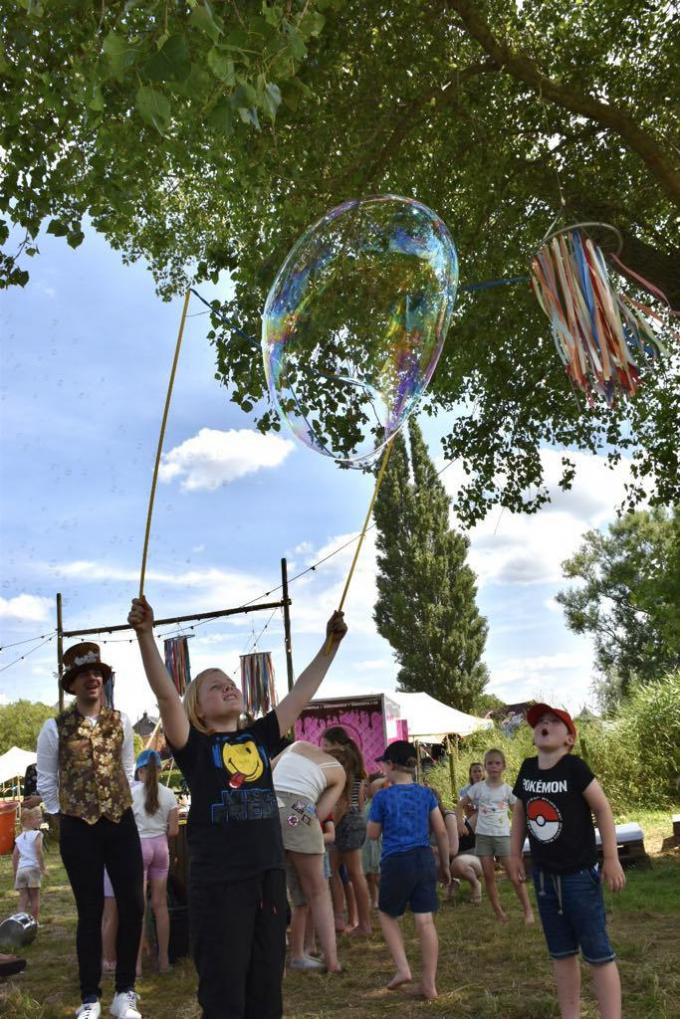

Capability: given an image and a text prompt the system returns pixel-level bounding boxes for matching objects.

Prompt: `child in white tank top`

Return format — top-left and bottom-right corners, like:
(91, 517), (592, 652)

(13, 807), (46, 921)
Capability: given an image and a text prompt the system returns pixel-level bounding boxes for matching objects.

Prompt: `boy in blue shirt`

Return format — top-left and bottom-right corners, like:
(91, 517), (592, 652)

(367, 741), (450, 1000)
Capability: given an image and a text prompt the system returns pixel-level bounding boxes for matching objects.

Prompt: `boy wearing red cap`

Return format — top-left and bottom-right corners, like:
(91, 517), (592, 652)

(508, 704), (625, 1019)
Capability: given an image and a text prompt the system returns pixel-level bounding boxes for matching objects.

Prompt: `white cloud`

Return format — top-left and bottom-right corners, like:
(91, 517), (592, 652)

(486, 646), (596, 713)
(0, 692), (9, 705)
(158, 428), (295, 491)
(441, 449), (635, 588)
(0, 594), (52, 622)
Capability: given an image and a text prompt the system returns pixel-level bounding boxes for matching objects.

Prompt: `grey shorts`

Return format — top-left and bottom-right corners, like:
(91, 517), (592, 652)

(15, 867), (41, 889)
(475, 833), (512, 858)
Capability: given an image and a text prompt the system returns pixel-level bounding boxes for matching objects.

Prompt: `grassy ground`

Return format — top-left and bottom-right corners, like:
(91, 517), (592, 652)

(1, 810), (678, 1019)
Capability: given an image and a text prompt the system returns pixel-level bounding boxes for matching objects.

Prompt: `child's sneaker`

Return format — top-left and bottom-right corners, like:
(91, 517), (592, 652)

(289, 956), (325, 971)
(109, 991), (141, 1018)
(76, 1003), (101, 1019)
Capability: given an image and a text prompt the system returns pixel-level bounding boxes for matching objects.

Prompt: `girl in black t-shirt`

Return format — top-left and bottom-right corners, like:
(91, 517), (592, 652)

(128, 597), (347, 1019)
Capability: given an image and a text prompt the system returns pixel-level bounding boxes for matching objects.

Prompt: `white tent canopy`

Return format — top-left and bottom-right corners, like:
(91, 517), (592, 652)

(389, 691), (493, 741)
(0, 746), (37, 785)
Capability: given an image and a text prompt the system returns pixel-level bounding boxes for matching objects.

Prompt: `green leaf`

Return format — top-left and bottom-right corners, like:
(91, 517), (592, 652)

(172, 62), (211, 99)
(284, 24), (307, 60)
(143, 34), (191, 83)
(237, 106), (260, 130)
(67, 229), (85, 249)
(87, 83), (105, 112)
(190, 3), (223, 43)
(206, 48), (235, 85)
(207, 99), (233, 135)
(102, 31), (140, 79)
(261, 81), (282, 121)
(46, 219), (69, 237)
(232, 81), (258, 108)
(300, 11), (325, 38)
(135, 86), (172, 134)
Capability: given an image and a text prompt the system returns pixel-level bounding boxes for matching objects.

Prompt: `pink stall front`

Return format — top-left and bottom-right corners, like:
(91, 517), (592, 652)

(294, 693), (408, 774)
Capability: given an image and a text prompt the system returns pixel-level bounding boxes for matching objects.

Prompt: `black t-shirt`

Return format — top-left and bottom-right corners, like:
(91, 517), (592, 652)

(513, 754), (597, 874)
(171, 711), (284, 883)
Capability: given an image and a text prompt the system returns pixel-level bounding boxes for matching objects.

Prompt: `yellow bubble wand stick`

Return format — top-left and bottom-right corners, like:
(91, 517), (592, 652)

(322, 437), (395, 655)
(139, 290), (191, 597)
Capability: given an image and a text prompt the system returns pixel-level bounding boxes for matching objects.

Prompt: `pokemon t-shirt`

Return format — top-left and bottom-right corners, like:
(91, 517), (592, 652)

(513, 754), (597, 874)
(171, 711), (284, 882)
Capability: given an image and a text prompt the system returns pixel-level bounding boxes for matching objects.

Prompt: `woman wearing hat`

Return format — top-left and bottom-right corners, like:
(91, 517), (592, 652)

(131, 749), (179, 975)
(36, 642), (144, 1019)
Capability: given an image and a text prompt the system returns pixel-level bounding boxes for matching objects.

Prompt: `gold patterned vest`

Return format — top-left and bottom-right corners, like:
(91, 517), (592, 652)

(56, 705), (132, 825)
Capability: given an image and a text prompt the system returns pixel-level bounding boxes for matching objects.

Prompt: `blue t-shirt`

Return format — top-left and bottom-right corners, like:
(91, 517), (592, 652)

(369, 783), (438, 860)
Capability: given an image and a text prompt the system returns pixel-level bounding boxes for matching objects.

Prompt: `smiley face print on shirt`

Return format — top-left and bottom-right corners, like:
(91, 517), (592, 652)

(222, 739), (265, 788)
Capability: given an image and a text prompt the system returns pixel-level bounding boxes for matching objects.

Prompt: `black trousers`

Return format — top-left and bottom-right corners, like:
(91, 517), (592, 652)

(189, 868), (287, 1019)
(59, 809), (144, 1000)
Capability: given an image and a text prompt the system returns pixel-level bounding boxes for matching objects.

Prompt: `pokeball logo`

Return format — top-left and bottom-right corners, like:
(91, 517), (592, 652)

(527, 797), (563, 843)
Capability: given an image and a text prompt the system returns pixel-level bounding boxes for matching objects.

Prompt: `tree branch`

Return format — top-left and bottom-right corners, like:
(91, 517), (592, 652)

(444, 0), (680, 208)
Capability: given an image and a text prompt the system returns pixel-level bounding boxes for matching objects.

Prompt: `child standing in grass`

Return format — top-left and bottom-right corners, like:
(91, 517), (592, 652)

(128, 596), (346, 1019)
(457, 748), (534, 924)
(508, 704), (625, 1019)
(367, 741), (450, 1000)
(13, 807), (46, 921)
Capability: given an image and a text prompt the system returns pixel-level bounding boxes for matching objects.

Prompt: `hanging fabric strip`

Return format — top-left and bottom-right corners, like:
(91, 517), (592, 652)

(240, 652), (277, 717)
(164, 636), (192, 696)
(530, 227), (671, 406)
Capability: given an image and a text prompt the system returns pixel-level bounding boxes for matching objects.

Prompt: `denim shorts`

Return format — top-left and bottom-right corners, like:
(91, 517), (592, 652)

(533, 866), (616, 965)
(379, 847), (438, 918)
(334, 809), (367, 853)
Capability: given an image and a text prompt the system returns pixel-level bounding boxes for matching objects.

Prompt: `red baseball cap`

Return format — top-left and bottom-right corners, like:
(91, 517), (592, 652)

(526, 703), (577, 739)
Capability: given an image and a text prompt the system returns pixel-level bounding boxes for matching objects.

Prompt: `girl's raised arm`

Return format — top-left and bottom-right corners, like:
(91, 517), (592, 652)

(128, 597), (190, 750)
(275, 610), (347, 734)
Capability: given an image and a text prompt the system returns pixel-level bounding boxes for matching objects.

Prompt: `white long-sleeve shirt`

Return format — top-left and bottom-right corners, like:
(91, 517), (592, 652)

(36, 711), (135, 815)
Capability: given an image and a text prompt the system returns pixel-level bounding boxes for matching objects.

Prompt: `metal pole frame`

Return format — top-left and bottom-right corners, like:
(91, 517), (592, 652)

(281, 557), (295, 692)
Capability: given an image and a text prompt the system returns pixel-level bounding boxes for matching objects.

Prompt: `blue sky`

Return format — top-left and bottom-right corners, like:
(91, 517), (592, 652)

(0, 227), (634, 723)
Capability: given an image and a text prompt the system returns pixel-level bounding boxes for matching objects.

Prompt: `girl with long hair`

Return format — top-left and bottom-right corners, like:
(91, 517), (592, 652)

(321, 727), (372, 936)
(131, 750), (179, 975)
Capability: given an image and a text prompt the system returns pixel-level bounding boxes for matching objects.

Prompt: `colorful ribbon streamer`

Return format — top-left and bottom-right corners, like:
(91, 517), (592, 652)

(531, 228), (670, 406)
(241, 651), (277, 717)
(164, 635), (192, 696)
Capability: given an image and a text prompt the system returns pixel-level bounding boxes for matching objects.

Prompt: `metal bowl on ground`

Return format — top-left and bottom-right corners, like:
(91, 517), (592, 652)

(0, 913), (38, 950)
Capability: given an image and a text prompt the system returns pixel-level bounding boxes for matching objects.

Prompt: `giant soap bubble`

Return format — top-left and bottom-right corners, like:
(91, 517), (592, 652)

(262, 195), (458, 466)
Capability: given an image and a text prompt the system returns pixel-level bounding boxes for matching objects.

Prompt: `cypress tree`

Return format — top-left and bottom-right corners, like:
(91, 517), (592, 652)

(373, 417), (489, 712)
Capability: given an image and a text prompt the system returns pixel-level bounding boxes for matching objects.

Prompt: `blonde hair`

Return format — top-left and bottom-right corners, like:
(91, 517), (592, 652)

(21, 807), (41, 827)
(183, 668), (243, 734)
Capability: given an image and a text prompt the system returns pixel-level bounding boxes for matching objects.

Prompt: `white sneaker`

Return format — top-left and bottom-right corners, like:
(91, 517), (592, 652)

(76, 1004), (101, 1019)
(109, 991), (141, 1019)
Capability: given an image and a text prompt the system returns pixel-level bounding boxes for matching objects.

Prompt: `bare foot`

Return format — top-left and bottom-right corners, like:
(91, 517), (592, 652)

(387, 971), (412, 990)
(342, 922), (358, 934)
(348, 926), (372, 937)
(524, 911), (535, 925)
(406, 984), (437, 1000)
(495, 908), (509, 924)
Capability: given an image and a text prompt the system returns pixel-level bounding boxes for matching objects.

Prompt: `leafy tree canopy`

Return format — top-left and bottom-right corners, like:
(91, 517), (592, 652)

(0, 698), (55, 755)
(557, 506), (680, 712)
(2, 0), (679, 523)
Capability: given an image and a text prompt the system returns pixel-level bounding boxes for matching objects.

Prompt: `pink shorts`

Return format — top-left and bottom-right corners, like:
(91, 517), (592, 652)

(140, 834), (170, 881)
(103, 835), (169, 897)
